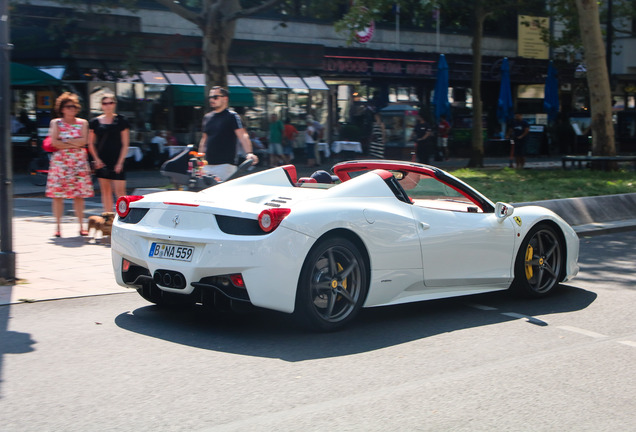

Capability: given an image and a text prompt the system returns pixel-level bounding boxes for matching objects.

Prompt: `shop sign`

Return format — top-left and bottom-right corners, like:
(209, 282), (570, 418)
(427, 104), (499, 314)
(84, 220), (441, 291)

(37, 91), (54, 109)
(324, 56), (433, 77)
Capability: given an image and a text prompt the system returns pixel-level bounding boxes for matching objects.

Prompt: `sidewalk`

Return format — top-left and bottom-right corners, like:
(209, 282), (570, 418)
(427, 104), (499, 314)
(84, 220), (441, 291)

(2, 157), (635, 306)
(12, 168), (172, 198)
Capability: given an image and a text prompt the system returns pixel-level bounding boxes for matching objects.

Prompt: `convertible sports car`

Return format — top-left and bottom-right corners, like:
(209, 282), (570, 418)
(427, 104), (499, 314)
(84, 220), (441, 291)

(112, 160), (579, 331)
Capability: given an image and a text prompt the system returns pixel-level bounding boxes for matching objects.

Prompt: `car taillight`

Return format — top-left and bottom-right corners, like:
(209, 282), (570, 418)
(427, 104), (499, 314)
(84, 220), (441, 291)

(229, 274), (245, 288)
(116, 195), (144, 218)
(258, 208), (291, 233)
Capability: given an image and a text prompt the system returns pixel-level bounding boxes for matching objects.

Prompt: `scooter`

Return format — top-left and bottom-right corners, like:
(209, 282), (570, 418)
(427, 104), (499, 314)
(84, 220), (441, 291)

(160, 145), (252, 191)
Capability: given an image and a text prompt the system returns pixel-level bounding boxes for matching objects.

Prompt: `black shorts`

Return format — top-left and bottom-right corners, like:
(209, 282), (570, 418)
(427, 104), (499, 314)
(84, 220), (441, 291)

(514, 141), (526, 157)
(95, 166), (126, 180)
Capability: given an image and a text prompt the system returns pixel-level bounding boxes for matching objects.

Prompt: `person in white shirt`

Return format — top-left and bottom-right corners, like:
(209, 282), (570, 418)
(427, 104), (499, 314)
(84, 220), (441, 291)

(10, 113), (24, 134)
(150, 130), (167, 165)
(304, 119), (317, 167)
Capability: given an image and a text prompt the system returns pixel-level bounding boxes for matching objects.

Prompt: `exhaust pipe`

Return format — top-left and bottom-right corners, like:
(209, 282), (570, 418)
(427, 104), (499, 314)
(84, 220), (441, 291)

(153, 270), (186, 289)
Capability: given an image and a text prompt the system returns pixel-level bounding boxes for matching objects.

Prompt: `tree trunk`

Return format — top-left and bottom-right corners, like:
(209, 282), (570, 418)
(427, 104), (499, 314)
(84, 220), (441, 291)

(575, 0), (616, 161)
(152, 0), (283, 96)
(201, 0), (240, 95)
(467, 2), (485, 168)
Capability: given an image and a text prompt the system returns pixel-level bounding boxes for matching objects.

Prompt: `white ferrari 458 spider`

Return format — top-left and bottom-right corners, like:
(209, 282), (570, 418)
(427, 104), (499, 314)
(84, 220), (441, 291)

(112, 160), (579, 331)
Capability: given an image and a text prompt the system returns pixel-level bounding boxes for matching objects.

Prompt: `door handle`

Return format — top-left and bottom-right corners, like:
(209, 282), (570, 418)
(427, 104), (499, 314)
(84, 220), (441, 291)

(420, 222), (430, 230)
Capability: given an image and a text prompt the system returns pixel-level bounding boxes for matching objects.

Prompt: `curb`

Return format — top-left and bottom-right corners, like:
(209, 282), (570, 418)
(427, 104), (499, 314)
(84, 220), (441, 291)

(574, 219), (636, 237)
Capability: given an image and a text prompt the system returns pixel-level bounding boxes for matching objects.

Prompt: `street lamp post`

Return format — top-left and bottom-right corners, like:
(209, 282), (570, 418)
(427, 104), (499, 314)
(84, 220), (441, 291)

(0, 3), (16, 282)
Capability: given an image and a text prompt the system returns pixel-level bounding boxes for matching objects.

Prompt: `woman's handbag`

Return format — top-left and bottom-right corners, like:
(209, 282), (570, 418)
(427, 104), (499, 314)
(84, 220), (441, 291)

(42, 136), (56, 152)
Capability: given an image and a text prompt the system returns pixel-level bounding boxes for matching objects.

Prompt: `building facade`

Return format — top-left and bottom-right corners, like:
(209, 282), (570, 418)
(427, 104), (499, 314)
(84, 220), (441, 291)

(9, 1), (636, 159)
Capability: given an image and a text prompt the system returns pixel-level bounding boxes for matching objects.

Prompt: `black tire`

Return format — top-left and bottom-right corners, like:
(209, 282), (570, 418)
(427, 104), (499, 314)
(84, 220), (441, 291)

(137, 282), (195, 308)
(295, 237), (368, 331)
(510, 223), (563, 297)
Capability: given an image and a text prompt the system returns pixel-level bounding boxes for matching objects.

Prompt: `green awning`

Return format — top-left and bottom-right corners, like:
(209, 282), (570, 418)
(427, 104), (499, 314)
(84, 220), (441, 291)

(171, 85), (254, 107)
(228, 86), (255, 107)
(11, 62), (61, 86)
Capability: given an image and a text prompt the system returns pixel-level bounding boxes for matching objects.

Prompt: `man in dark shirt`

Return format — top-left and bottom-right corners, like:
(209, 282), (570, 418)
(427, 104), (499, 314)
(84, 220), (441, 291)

(411, 113), (433, 164)
(199, 86), (258, 179)
(506, 113), (530, 169)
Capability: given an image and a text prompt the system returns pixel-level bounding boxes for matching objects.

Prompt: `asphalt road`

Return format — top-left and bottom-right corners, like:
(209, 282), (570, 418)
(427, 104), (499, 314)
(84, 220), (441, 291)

(1, 232), (635, 431)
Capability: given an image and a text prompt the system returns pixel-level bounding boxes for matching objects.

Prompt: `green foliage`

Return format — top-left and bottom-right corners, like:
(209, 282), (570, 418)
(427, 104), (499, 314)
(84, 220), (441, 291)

(543, 0), (636, 61)
(451, 167), (636, 203)
(333, 0), (541, 46)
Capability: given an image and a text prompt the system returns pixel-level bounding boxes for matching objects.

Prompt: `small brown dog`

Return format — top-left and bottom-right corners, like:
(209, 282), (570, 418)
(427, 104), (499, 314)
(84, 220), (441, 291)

(87, 212), (115, 240)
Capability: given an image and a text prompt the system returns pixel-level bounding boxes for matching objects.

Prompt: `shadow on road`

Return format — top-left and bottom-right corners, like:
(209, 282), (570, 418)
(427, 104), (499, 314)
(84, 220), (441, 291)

(114, 285), (596, 362)
(576, 234), (636, 289)
(0, 296), (37, 399)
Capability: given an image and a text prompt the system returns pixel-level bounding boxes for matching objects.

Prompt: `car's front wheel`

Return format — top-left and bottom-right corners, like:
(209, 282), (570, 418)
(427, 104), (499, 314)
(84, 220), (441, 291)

(511, 223), (563, 297)
(295, 237), (368, 331)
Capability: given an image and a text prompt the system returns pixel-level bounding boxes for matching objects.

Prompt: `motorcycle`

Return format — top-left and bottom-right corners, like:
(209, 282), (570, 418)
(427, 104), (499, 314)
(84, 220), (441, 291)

(160, 145), (253, 191)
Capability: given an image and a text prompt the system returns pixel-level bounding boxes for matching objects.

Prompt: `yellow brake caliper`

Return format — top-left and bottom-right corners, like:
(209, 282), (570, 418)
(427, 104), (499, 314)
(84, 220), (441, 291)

(524, 245), (534, 280)
(334, 263), (347, 299)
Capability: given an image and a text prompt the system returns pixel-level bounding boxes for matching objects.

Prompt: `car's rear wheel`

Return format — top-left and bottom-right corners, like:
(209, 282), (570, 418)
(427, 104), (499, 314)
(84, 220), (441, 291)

(295, 237), (368, 331)
(511, 223), (563, 297)
(137, 282), (195, 308)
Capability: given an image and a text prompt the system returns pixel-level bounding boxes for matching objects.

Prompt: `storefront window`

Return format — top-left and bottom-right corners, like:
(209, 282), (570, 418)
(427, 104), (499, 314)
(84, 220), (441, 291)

(380, 107), (419, 148)
(286, 90), (310, 134)
(10, 89), (38, 136)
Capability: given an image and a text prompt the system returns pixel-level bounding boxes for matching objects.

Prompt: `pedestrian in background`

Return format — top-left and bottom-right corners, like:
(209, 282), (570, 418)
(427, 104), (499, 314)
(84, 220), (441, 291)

(268, 113), (284, 166)
(506, 113), (530, 169)
(199, 86), (258, 180)
(88, 93), (130, 212)
(283, 118), (298, 164)
(150, 130), (167, 165)
(369, 111), (386, 159)
(165, 130), (178, 146)
(437, 114), (451, 161)
(45, 92), (94, 238)
(411, 113), (433, 164)
(304, 118), (317, 167)
(307, 114), (324, 164)
(10, 112), (24, 134)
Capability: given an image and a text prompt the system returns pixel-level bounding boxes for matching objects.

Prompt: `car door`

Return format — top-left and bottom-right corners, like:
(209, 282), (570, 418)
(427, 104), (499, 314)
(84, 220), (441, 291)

(411, 205), (516, 288)
(400, 174), (517, 289)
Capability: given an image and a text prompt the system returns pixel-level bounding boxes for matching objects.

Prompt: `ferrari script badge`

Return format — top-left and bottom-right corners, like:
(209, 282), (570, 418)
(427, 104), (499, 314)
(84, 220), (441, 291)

(172, 215), (180, 227)
(513, 216), (522, 226)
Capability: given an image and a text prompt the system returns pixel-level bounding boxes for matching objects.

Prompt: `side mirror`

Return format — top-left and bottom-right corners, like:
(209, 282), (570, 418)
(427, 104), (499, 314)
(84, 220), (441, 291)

(495, 202), (514, 220)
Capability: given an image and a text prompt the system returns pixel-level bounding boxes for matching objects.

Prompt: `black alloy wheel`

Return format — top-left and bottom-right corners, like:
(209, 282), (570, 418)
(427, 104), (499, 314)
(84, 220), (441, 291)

(511, 223), (564, 297)
(295, 237), (368, 331)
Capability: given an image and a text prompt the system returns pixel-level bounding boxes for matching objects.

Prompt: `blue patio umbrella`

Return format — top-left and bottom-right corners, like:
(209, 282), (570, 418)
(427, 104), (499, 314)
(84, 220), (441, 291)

(433, 54), (450, 122)
(496, 57), (513, 125)
(544, 60), (559, 122)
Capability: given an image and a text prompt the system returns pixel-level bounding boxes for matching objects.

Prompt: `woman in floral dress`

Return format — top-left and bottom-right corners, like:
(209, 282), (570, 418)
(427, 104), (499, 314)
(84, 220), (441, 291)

(45, 92), (94, 238)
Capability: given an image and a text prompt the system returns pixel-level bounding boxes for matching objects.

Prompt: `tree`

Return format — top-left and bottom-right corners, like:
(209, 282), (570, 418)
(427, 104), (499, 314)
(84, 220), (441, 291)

(150, 0), (284, 94)
(573, 0), (615, 158)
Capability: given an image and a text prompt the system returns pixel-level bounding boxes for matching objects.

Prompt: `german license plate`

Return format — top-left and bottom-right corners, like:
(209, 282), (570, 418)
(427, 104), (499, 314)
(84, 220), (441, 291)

(149, 243), (194, 262)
